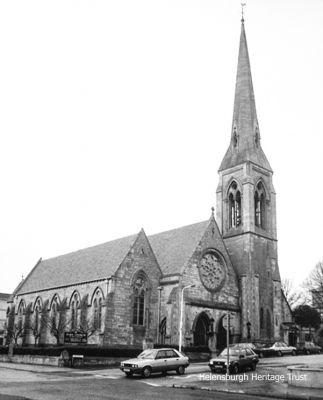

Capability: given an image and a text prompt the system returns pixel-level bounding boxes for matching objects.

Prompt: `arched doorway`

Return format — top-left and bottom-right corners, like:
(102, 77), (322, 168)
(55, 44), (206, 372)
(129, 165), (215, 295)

(193, 313), (210, 346)
(217, 315), (227, 352)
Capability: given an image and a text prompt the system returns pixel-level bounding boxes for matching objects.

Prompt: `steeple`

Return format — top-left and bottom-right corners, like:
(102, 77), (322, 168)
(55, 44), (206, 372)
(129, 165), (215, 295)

(219, 19), (272, 172)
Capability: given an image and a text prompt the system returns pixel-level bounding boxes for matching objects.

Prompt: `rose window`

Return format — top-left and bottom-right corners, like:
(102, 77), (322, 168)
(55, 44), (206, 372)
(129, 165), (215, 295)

(199, 252), (226, 292)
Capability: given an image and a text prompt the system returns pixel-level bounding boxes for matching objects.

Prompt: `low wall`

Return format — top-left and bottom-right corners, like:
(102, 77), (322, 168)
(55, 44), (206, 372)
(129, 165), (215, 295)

(287, 365), (323, 389)
(0, 354), (126, 368)
(0, 354), (60, 366)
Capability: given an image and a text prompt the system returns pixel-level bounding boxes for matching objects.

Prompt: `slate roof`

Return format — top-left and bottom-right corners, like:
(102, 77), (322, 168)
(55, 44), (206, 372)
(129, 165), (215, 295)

(16, 220), (210, 295)
(17, 234), (138, 294)
(148, 220), (209, 275)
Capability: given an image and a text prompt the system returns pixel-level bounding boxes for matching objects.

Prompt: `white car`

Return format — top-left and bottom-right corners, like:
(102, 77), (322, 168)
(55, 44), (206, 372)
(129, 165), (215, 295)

(120, 348), (190, 378)
(261, 341), (297, 357)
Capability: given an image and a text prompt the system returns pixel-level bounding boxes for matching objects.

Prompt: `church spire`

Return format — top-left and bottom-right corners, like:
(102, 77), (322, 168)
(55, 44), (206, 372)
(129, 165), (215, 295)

(219, 18), (272, 172)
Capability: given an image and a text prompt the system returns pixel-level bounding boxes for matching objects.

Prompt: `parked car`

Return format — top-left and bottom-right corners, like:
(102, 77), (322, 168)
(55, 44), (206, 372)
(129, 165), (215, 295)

(228, 342), (268, 358)
(297, 342), (321, 355)
(120, 348), (190, 378)
(209, 346), (259, 374)
(258, 342), (297, 357)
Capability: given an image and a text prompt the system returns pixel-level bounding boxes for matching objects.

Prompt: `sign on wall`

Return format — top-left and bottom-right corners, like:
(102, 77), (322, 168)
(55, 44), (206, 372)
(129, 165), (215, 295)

(64, 331), (87, 344)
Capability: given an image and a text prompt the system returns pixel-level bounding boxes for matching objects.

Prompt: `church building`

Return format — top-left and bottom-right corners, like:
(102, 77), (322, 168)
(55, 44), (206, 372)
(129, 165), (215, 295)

(6, 18), (292, 352)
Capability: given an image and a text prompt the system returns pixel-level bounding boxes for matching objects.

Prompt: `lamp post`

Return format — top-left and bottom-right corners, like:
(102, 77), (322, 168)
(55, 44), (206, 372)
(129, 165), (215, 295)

(157, 286), (163, 343)
(179, 284), (195, 353)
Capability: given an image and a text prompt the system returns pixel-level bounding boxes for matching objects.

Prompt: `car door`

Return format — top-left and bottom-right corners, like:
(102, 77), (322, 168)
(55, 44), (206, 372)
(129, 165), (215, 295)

(238, 349), (248, 369)
(245, 348), (255, 367)
(280, 342), (288, 354)
(154, 350), (168, 372)
(165, 349), (180, 371)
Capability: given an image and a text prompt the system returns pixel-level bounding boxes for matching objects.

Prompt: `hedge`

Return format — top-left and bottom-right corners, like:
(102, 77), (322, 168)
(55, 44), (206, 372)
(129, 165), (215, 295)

(0, 345), (141, 358)
(154, 344), (210, 353)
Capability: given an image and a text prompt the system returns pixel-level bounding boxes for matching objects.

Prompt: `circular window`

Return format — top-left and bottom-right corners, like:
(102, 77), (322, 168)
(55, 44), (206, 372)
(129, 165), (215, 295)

(198, 252), (226, 292)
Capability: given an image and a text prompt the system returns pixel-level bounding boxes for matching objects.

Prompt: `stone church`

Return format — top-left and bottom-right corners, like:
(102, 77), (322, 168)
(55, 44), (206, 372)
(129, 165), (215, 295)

(6, 18), (292, 352)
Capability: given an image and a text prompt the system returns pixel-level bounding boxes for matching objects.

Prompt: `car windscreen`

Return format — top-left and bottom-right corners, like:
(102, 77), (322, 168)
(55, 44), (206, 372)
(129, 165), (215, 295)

(137, 350), (157, 359)
(219, 348), (241, 357)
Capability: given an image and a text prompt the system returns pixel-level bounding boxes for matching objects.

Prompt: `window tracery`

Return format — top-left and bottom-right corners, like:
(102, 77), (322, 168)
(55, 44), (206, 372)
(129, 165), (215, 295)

(132, 273), (149, 326)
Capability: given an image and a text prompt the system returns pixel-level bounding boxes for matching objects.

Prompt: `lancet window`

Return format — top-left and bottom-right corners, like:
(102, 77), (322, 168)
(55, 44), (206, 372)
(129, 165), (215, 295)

(132, 272), (149, 326)
(71, 293), (80, 331)
(51, 296), (59, 330)
(255, 182), (266, 229)
(228, 181), (241, 228)
(93, 290), (103, 331)
(34, 298), (42, 333)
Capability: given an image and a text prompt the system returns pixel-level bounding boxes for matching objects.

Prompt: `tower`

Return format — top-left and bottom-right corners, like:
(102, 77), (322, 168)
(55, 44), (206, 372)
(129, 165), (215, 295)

(216, 18), (282, 341)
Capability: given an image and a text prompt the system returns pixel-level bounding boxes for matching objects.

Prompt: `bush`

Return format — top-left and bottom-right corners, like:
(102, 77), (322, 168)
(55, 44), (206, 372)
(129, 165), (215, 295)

(0, 346), (8, 355)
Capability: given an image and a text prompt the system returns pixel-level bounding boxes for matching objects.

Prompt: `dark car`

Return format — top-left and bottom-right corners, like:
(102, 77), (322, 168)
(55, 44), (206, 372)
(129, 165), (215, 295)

(297, 342), (321, 355)
(209, 346), (259, 374)
(120, 348), (190, 378)
(228, 342), (269, 358)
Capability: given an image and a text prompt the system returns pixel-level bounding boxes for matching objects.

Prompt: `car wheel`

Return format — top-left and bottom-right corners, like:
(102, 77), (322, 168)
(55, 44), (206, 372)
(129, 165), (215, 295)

(142, 366), (152, 378)
(231, 364), (239, 374)
(125, 371), (133, 377)
(277, 351), (283, 357)
(176, 365), (185, 375)
(292, 350), (296, 356)
(250, 361), (257, 371)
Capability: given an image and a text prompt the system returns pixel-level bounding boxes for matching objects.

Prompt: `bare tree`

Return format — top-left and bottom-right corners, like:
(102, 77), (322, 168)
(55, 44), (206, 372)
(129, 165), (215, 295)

(43, 298), (70, 344)
(79, 294), (95, 339)
(281, 278), (303, 309)
(303, 261), (323, 313)
(5, 306), (25, 345)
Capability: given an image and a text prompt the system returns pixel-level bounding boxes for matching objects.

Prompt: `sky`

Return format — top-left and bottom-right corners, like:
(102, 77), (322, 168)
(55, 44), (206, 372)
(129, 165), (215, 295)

(0, 0), (322, 294)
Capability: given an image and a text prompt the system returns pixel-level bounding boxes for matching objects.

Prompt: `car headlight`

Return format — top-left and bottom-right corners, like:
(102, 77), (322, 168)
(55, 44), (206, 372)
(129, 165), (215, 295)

(120, 363), (124, 367)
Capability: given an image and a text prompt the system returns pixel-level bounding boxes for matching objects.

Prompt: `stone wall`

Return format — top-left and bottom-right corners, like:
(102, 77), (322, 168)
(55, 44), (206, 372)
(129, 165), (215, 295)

(104, 230), (162, 347)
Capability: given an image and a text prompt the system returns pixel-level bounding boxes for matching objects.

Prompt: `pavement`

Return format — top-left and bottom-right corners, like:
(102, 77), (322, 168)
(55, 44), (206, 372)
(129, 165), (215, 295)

(1, 358), (323, 400)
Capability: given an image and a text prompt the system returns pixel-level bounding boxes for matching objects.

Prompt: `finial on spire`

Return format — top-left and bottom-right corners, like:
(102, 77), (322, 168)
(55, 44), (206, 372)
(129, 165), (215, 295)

(241, 2), (246, 22)
(211, 206), (215, 217)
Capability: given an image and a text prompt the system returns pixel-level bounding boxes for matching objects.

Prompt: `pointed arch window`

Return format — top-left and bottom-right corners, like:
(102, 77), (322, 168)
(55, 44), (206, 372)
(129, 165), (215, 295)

(17, 302), (25, 331)
(92, 289), (103, 331)
(255, 182), (266, 229)
(51, 301), (58, 330)
(132, 273), (149, 326)
(228, 181), (241, 228)
(71, 293), (80, 331)
(34, 298), (42, 334)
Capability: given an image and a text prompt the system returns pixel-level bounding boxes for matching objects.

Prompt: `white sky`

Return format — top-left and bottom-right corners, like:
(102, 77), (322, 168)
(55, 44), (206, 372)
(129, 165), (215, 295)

(1, 0), (322, 294)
